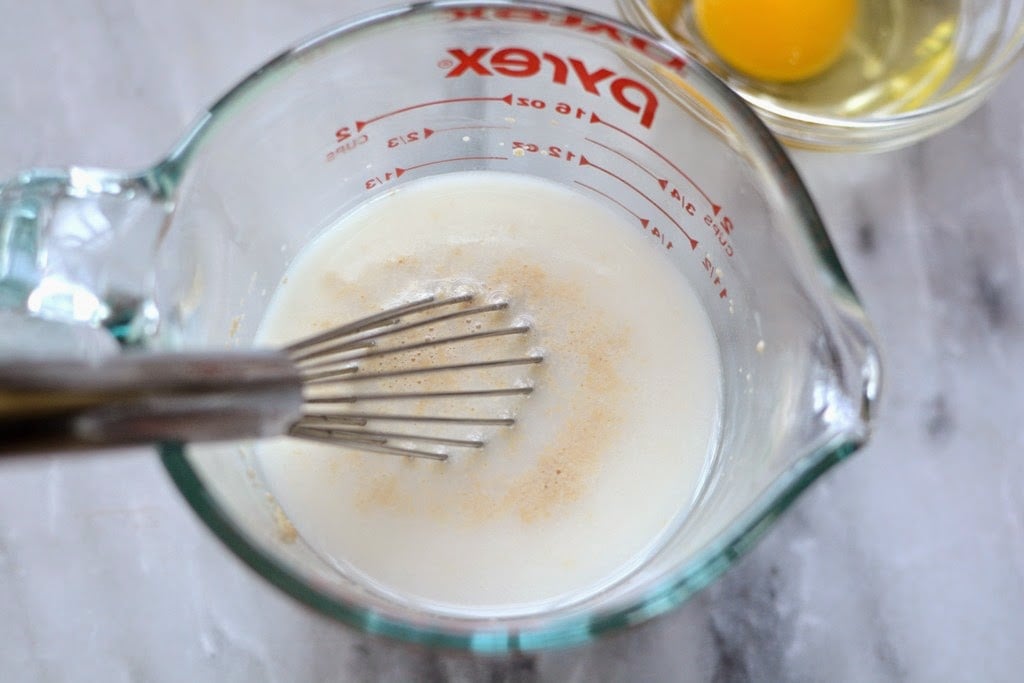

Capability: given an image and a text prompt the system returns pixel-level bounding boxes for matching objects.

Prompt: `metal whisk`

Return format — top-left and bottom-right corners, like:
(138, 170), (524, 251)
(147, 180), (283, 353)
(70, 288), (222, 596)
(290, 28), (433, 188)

(0, 295), (541, 460)
(285, 294), (541, 459)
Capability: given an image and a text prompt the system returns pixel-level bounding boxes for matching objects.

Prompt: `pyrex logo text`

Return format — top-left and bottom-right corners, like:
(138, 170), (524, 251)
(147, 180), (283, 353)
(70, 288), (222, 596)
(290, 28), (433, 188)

(445, 7), (686, 74)
(444, 47), (660, 129)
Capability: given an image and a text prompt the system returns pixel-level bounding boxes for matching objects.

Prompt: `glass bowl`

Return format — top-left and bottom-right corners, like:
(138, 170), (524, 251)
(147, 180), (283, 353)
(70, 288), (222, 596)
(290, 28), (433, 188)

(618, 0), (1024, 151)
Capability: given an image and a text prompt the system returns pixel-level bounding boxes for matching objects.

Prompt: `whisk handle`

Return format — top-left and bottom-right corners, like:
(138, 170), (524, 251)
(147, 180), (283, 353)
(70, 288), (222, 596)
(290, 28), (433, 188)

(0, 352), (303, 455)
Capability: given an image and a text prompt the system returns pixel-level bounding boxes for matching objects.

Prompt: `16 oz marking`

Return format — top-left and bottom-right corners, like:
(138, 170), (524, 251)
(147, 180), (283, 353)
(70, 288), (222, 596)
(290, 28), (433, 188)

(516, 97), (545, 109)
(512, 96), (589, 119)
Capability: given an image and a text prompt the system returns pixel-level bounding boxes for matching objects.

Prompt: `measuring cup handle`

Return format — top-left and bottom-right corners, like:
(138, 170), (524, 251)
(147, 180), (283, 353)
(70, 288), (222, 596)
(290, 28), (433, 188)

(0, 166), (172, 349)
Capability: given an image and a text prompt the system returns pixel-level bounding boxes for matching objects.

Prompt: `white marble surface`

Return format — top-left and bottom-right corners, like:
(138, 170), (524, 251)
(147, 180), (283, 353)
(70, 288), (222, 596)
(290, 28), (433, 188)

(2, 1), (1024, 681)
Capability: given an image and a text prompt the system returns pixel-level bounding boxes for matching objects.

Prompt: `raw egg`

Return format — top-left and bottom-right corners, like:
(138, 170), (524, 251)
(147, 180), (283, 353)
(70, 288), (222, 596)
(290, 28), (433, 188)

(694, 0), (857, 82)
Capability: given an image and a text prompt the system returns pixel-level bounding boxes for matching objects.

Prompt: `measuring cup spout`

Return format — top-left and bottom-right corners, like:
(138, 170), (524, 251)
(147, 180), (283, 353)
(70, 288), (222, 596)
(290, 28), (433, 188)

(0, 167), (172, 353)
(820, 298), (882, 449)
(839, 302), (882, 427)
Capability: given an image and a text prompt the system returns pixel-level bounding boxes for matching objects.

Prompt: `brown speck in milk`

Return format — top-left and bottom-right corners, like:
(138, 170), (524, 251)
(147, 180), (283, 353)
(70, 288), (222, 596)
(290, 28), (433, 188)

(229, 315), (243, 339)
(328, 457), (343, 477)
(356, 474), (401, 510)
(320, 271), (355, 300)
(273, 504), (298, 543)
(500, 334), (624, 525)
(309, 252), (627, 526)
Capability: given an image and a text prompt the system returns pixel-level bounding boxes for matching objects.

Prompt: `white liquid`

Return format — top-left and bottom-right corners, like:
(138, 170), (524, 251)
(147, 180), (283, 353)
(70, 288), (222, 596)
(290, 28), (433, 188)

(256, 171), (721, 614)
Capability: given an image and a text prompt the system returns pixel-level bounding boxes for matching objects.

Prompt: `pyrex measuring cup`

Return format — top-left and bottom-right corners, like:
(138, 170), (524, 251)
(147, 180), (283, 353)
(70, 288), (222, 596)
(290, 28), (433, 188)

(0, 0), (880, 651)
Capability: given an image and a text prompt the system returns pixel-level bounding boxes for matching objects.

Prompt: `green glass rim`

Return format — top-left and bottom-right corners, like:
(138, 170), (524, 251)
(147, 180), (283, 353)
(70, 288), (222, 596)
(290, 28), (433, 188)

(156, 0), (875, 652)
(161, 436), (862, 651)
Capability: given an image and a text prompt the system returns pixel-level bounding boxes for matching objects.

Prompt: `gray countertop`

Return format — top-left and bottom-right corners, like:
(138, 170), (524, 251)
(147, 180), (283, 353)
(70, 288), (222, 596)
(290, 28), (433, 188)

(2, 1), (1023, 681)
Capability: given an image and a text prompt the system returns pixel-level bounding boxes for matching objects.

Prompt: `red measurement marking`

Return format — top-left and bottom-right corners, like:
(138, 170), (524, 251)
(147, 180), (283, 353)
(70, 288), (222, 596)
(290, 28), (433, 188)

(386, 128), (435, 149)
(584, 136), (660, 183)
(356, 94), (513, 132)
(702, 254), (728, 299)
(574, 181), (650, 229)
(579, 155), (698, 250)
(400, 156), (509, 174)
(589, 112), (722, 216)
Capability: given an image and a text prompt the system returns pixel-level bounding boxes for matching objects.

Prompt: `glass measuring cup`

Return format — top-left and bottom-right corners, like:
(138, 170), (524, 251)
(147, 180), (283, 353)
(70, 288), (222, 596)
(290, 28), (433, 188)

(0, 0), (880, 652)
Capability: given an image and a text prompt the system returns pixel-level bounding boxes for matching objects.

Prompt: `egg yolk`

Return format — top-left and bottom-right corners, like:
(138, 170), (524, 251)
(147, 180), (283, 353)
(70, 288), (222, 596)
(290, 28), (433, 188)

(694, 0), (857, 83)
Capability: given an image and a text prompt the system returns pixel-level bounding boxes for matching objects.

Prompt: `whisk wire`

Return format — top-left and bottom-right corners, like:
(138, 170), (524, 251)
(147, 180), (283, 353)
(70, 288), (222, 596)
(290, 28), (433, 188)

(283, 295), (539, 461)
(293, 324), (531, 371)
(301, 356), (542, 385)
(284, 295), (471, 354)
(288, 300), (510, 364)
(301, 413), (514, 426)
(305, 386), (533, 404)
